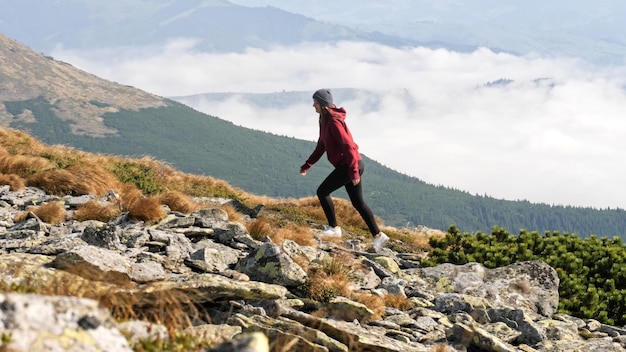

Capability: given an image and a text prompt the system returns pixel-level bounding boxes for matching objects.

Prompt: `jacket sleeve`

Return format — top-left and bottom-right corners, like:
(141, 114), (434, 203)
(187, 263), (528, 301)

(328, 119), (360, 181)
(301, 138), (325, 172)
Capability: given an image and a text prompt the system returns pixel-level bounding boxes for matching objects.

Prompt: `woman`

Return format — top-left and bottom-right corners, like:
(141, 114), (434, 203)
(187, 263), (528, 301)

(300, 88), (389, 251)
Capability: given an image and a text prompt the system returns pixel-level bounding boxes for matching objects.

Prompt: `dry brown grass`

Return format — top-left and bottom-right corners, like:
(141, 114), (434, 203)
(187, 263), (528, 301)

(352, 291), (386, 321)
(161, 171), (243, 200)
(245, 194), (276, 208)
(335, 200), (383, 230)
(0, 134), (85, 178)
(216, 203), (241, 223)
(384, 293), (414, 311)
(294, 196), (385, 238)
(25, 163), (120, 197)
(0, 128), (48, 155)
(382, 226), (447, 254)
(322, 252), (355, 276)
(269, 334), (301, 352)
(25, 168), (75, 195)
(294, 197), (327, 222)
(118, 183), (142, 210)
(0, 173), (25, 190)
(306, 270), (352, 302)
(15, 203), (67, 224)
(74, 200), (122, 222)
(159, 191), (198, 213)
(430, 344), (452, 352)
(101, 288), (206, 331)
(247, 217), (274, 241)
(0, 154), (56, 177)
(65, 163), (121, 195)
(128, 196), (165, 222)
(274, 223), (315, 246)
(27, 201), (67, 225)
(12, 211), (28, 223)
(246, 216), (315, 246)
(304, 253), (361, 302)
(291, 255), (311, 273)
(2, 261), (203, 332)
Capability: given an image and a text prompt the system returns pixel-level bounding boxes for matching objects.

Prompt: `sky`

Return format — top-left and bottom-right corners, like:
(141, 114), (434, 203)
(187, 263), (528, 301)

(51, 38), (626, 210)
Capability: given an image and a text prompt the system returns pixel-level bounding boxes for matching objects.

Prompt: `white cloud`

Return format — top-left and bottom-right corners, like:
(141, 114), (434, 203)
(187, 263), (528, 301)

(52, 40), (626, 209)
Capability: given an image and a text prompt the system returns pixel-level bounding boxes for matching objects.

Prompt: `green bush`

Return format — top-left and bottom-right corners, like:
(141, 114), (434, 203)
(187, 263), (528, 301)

(423, 226), (626, 325)
(111, 162), (165, 195)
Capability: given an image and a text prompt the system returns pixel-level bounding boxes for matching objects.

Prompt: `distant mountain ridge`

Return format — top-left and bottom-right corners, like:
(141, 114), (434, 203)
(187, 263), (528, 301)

(0, 0), (421, 55)
(231, 0), (626, 66)
(3, 32), (626, 238)
(2, 0), (625, 65)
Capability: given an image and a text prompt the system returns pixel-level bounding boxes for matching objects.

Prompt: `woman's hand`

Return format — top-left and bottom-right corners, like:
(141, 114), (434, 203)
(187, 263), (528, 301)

(300, 164), (308, 176)
(352, 178), (360, 186)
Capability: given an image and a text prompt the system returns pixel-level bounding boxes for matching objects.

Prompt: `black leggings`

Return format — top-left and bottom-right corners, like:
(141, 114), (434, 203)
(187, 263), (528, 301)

(317, 160), (380, 236)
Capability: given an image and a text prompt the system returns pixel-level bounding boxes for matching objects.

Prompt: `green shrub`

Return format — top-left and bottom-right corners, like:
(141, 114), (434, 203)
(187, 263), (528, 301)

(111, 162), (165, 195)
(423, 226), (626, 326)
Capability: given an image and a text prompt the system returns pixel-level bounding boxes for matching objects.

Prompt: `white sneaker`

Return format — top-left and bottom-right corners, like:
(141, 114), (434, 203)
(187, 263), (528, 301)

(321, 226), (342, 237)
(372, 232), (389, 251)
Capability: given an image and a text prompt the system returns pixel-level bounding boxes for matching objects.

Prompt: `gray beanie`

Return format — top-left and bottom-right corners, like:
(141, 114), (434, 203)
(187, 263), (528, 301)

(313, 89), (333, 107)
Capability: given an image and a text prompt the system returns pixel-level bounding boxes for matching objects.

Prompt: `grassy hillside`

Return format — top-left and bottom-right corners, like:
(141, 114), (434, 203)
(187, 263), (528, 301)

(7, 97), (626, 238)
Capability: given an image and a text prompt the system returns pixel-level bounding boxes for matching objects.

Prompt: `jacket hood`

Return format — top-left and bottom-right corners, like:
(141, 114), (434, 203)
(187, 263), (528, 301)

(327, 105), (346, 120)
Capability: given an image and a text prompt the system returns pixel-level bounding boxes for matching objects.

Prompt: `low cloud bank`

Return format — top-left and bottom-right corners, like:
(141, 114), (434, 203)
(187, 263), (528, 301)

(53, 40), (626, 209)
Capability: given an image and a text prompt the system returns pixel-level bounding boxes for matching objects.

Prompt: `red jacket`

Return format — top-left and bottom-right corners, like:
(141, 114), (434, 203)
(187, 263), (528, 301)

(301, 105), (361, 181)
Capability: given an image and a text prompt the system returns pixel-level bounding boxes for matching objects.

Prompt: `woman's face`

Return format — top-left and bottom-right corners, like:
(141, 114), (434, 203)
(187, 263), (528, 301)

(313, 99), (323, 114)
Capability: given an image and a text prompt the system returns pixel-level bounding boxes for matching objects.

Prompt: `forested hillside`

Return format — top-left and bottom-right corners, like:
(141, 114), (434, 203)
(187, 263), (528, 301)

(6, 97), (626, 238)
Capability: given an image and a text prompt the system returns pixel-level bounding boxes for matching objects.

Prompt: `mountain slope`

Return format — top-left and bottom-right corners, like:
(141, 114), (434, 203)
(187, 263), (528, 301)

(230, 0), (626, 65)
(0, 34), (166, 137)
(0, 0), (419, 55)
(2, 32), (626, 237)
(3, 0), (626, 65)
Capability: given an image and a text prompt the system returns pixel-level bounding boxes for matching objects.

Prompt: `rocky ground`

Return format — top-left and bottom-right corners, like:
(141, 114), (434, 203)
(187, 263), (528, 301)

(1, 185), (626, 352)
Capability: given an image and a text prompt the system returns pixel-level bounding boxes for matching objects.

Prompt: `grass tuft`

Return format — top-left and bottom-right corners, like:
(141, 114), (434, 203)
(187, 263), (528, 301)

(430, 344), (453, 352)
(118, 183), (143, 211)
(383, 293), (414, 311)
(305, 270), (352, 303)
(0, 173), (25, 190)
(217, 203), (241, 223)
(0, 154), (56, 177)
(158, 191), (198, 214)
(352, 291), (386, 321)
(26, 168), (76, 195)
(129, 196), (165, 222)
(274, 223), (315, 246)
(101, 288), (206, 331)
(27, 201), (67, 224)
(25, 162), (118, 196)
(0, 260), (207, 334)
(303, 253), (361, 302)
(246, 217), (273, 241)
(74, 200), (122, 222)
